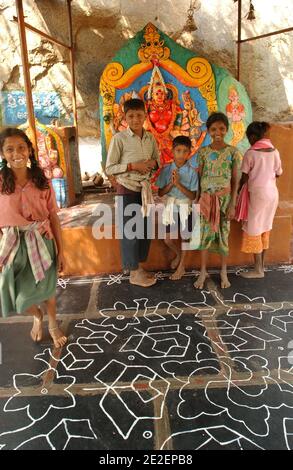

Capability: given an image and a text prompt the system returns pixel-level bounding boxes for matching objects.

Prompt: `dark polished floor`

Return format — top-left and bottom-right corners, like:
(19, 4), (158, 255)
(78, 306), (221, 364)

(1, 265), (293, 450)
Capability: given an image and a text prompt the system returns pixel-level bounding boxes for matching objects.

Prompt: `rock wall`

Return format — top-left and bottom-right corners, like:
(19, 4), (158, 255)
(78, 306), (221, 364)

(0, 0), (292, 173)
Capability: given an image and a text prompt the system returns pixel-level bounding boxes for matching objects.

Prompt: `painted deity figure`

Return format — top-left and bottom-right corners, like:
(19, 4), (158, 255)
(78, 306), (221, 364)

(37, 133), (63, 179)
(147, 81), (174, 134)
(180, 90), (204, 153)
(23, 123), (64, 179)
(113, 92), (136, 133)
(226, 85), (246, 147)
(145, 68), (181, 164)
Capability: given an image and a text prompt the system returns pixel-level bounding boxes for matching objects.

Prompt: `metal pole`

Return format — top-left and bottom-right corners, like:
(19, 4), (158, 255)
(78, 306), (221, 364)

(237, 0), (242, 81)
(66, 0), (78, 129)
(66, 0), (80, 204)
(240, 25), (293, 43)
(15, 0), (38, 154)
(12, 17), (71, 49)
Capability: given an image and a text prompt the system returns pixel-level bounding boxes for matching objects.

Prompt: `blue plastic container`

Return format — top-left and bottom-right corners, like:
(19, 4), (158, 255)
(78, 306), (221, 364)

(52, 178), (68, 208)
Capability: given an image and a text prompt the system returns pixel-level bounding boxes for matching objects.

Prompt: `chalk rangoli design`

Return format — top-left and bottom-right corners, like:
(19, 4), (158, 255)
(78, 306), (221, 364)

(1, 268), (293, 449)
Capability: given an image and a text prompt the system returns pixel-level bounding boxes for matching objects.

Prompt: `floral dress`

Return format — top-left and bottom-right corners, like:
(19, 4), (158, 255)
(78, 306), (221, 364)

(198, 145), (242, 255)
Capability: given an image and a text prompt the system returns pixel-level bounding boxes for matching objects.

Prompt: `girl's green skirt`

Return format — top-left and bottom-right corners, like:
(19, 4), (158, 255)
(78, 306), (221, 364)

(198, 193), (231, 256)
(0, 235), (57, 317)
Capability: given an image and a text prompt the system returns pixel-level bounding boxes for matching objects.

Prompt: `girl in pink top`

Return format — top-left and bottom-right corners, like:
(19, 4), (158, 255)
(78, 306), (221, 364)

(0, 128), (67, 348)
(240, 121), (282, 278)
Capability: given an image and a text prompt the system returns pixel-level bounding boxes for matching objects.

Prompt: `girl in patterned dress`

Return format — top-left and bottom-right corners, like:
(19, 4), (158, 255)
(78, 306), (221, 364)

(0, 128), (67, 348)
(194, 112), (242, 289)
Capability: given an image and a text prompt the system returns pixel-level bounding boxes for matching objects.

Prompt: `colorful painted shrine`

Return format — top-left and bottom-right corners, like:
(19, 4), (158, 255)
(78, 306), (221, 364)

(21, 120), (66, 179)
(99, 23), (252, 168)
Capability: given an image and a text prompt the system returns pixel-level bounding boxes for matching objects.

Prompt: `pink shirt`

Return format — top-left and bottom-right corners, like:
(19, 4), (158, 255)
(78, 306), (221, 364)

(0, 179), (58, 234)
(241, 148), (283, 190)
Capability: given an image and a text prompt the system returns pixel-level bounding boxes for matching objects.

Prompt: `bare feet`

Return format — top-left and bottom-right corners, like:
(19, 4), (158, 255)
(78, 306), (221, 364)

(130, 270), (157, 287)
(220, 271), (231, 288)
(138, 266), (154, 278)
(49, 326), (67, 348)
(240, 270), (264, 279)
(30, 308), (43, 342)
(170, 265), (185, 280)
(194, 271), (208, 289)
(170, 254), (180, 270)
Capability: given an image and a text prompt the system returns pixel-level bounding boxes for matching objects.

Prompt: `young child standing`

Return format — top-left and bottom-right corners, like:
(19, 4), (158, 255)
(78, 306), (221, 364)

(194, 112), (242, 289)
(106, 98), (160, 287)
(0, 128), (67, 348)
(239, 121), (282, 278)
(156, 136), (198, 280)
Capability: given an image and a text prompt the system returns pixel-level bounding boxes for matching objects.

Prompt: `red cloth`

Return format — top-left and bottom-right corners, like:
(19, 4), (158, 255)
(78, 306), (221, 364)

(235, 183), (249, 222)
(199, 187), (230, 232)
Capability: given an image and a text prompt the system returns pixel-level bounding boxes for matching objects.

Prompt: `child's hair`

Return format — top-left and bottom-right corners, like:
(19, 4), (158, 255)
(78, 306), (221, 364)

(246, 121), (270, 142)
(0, 127), (49, 194)
(172, 135), (192, 150)
(206, 112), (229, 130)
(124, 98), (145, 114)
